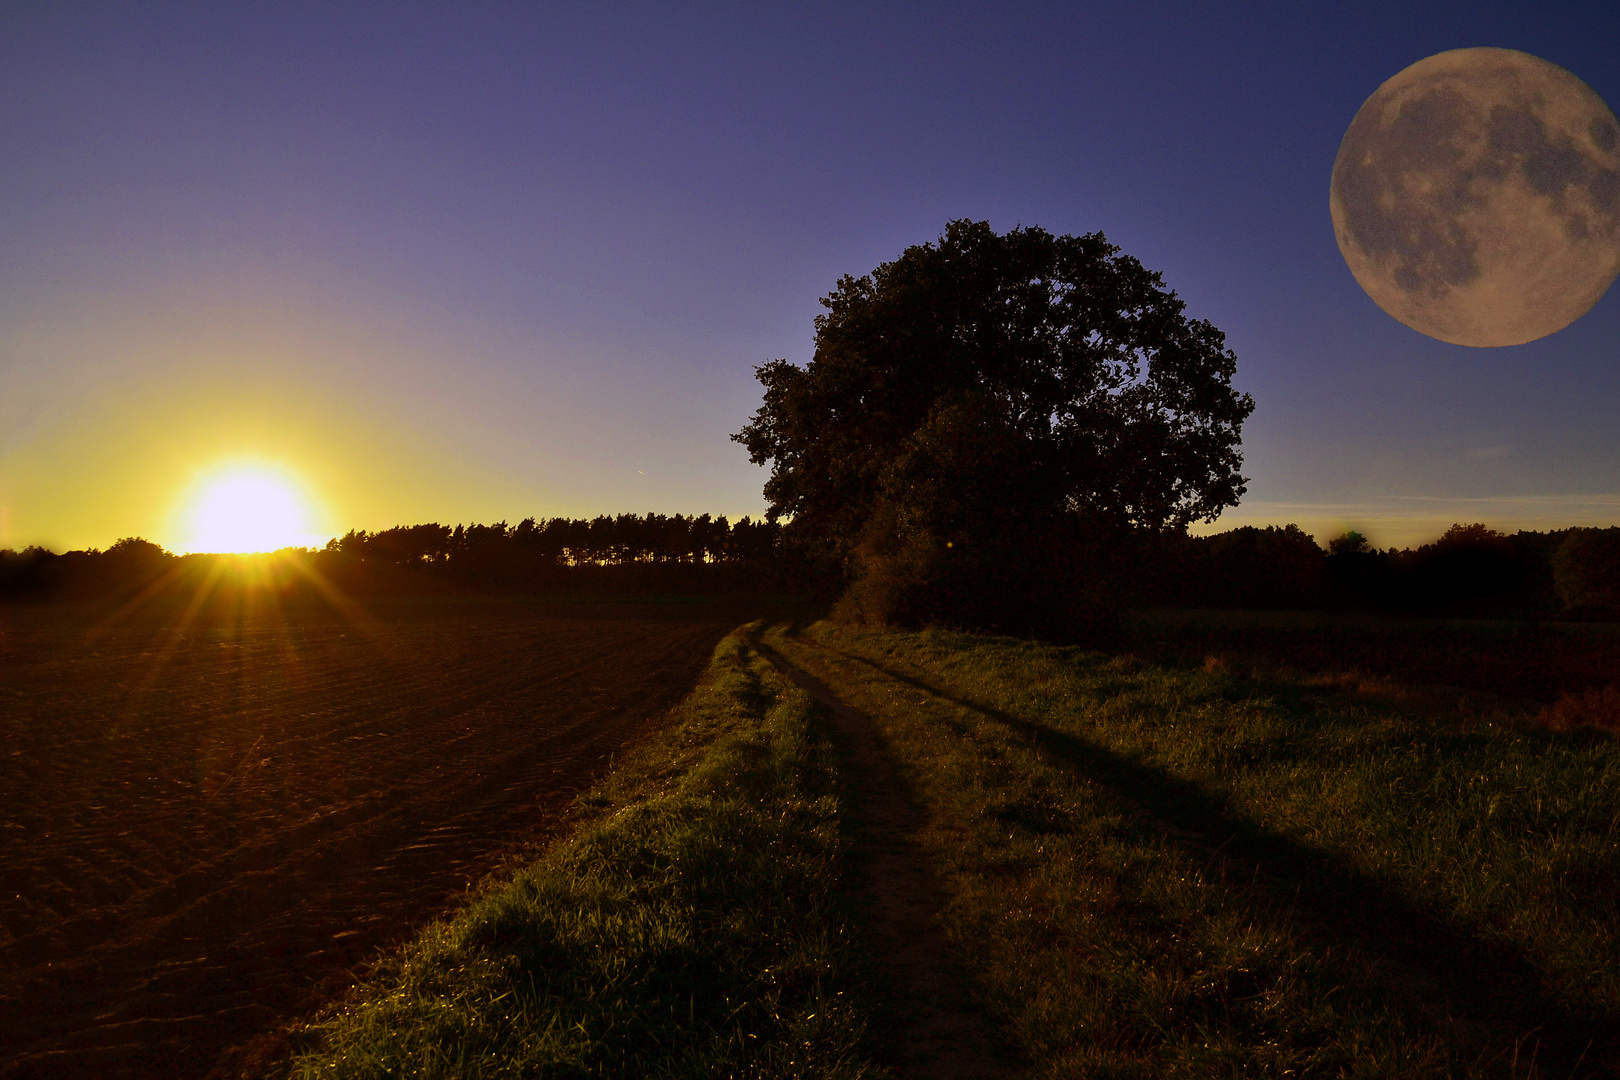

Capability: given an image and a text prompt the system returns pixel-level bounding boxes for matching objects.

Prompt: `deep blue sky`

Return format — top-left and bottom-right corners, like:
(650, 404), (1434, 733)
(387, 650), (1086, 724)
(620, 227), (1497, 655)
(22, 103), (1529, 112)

(3, 2), (1618, 550)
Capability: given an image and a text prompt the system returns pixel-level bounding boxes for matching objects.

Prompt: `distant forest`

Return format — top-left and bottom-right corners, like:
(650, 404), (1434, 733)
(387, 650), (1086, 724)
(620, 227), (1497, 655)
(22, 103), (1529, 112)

(4, 515), (1620, 622)
(1153, 522), (1620, 620)
(0, 513), (820, 600)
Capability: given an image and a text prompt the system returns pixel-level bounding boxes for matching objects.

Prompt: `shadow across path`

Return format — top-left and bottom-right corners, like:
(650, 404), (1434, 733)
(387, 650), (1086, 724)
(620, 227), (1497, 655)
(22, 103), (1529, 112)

(795, 634), (1615, 1077)
(749, 633), (1012, 1079)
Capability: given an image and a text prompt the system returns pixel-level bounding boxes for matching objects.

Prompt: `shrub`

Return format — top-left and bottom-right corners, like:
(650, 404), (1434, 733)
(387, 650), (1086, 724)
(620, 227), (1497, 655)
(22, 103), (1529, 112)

(1552, 527), (1620, 617)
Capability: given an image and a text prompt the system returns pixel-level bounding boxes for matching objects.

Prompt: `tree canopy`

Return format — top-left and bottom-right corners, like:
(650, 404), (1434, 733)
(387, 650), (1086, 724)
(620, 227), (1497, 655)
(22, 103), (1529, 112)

(733, 219), (1255, 629)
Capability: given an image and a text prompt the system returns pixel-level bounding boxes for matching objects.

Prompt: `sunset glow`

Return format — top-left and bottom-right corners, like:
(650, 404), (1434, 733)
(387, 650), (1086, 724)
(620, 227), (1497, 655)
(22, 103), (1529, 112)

(183, 465), (322, 554)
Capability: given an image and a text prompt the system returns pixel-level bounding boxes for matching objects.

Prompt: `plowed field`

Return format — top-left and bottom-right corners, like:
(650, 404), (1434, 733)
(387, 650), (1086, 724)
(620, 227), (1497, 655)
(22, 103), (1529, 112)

(0, 594), (762, 1078)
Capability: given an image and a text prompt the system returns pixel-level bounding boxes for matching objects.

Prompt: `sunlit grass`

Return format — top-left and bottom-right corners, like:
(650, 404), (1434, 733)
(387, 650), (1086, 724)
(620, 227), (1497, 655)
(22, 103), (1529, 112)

(770, 621), (1619, 1078)
(251, 612), (1619, 1076)
(276, 629), (885, 1079)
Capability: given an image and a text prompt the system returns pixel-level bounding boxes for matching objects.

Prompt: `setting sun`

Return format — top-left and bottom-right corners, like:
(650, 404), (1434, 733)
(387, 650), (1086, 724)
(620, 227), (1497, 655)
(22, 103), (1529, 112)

(183, 464), (323, 553)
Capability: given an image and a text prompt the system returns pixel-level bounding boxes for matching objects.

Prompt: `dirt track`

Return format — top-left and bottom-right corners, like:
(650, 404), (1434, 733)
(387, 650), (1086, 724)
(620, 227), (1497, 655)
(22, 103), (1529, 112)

(755, 634), (1009, 1078)
(0, 594), (762, 1079)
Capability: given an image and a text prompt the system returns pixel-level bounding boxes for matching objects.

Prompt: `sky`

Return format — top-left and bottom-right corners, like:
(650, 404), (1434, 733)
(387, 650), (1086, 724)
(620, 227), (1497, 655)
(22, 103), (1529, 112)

(2, 1), (1618, 553)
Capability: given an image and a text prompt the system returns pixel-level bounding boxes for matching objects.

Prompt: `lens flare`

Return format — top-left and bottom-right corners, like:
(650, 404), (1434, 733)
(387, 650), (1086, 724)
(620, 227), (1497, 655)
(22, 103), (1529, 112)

(184, 464), (320, 553)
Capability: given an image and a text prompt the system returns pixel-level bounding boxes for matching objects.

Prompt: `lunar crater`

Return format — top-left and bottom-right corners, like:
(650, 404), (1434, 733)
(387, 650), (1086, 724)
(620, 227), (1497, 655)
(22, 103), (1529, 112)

(1331, 47), (1620, 346)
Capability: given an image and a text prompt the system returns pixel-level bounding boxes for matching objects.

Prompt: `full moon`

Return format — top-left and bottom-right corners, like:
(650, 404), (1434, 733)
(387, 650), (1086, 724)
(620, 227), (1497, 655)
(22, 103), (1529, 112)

(1331, 47), (1620, 347)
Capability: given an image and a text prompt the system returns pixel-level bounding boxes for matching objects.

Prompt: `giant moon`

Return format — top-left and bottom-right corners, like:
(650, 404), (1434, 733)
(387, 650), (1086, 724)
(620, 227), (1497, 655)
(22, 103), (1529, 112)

(1331, 47), (1620, 347)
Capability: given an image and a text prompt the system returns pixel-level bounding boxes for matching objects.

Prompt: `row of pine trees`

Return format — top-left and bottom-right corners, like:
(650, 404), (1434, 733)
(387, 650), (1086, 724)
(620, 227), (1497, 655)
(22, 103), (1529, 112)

(324, 513), (781, 568)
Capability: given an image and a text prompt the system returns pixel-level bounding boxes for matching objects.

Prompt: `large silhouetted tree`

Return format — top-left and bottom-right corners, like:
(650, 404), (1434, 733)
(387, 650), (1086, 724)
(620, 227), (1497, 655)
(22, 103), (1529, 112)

(733, 219), (1254, 631)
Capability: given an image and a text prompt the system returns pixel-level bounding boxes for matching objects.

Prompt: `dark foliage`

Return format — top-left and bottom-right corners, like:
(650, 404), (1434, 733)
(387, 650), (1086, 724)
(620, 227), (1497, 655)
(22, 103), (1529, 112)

(1149, 525), (1328, 609)
(0, 537), (177, 600)
(1553, 527), (1620, 618)
(734, 219), (1255, 633)
(1144, 521), (1620, 623)
(1394, 523), (1527, 614)
(1134, 524), (1620, 708)
(320, 513), (804, 592)
(10, 515), (1620, 629)
(1329, 525), (1561, 618)
(0, 514), (829, 602)
(0, 546), (62, 598)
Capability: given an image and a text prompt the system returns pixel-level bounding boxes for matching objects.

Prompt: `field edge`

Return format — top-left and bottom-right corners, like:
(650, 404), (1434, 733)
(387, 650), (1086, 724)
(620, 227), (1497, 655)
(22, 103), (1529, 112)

(263, 623), (885, 1079)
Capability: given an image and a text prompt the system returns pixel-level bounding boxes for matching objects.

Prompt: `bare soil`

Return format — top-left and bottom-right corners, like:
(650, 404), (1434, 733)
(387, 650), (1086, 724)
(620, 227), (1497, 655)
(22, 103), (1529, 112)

(0, 593), (772, 1079)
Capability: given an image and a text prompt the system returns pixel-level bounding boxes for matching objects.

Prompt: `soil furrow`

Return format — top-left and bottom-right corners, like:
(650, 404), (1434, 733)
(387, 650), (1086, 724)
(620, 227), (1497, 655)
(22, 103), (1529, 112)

(0, 596), (776, 1079)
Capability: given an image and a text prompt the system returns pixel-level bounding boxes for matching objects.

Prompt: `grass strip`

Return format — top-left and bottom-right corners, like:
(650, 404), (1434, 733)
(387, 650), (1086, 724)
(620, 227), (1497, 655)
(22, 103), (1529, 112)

(770, 621), (1620, 1078)
(277, 628), (884, 1079)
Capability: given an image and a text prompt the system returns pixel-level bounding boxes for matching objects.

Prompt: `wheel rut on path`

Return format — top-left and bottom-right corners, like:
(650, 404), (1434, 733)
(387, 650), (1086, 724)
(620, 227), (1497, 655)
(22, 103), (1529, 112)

(752, 635), (1010, 1080)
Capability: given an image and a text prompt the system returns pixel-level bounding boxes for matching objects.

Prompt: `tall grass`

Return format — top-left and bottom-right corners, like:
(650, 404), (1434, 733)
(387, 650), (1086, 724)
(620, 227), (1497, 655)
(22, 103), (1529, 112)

(774, 622), (1620, 1077)
(278, 630), (884, 1079)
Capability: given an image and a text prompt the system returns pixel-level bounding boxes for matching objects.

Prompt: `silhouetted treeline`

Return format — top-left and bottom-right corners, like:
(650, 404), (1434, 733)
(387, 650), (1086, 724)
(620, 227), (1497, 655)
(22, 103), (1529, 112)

(0, 514), (831, 600)
(1146, 523), (1620, 620)
(0, 537), (175, 600)
(320, 513), (820, 593)
(328, 513), (779, 567)
(9, 518), (1620, 620)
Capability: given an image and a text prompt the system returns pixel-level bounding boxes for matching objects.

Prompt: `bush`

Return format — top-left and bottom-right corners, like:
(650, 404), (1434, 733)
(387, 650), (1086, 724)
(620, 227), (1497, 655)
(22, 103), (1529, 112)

(1553, 527), (1620, 617)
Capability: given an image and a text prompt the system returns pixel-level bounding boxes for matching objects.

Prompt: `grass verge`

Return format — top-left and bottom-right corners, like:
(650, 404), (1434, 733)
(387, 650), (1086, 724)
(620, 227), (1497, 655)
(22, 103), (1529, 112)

(275, 627), (883, 1079)
(768, 621), (1620, 1078)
